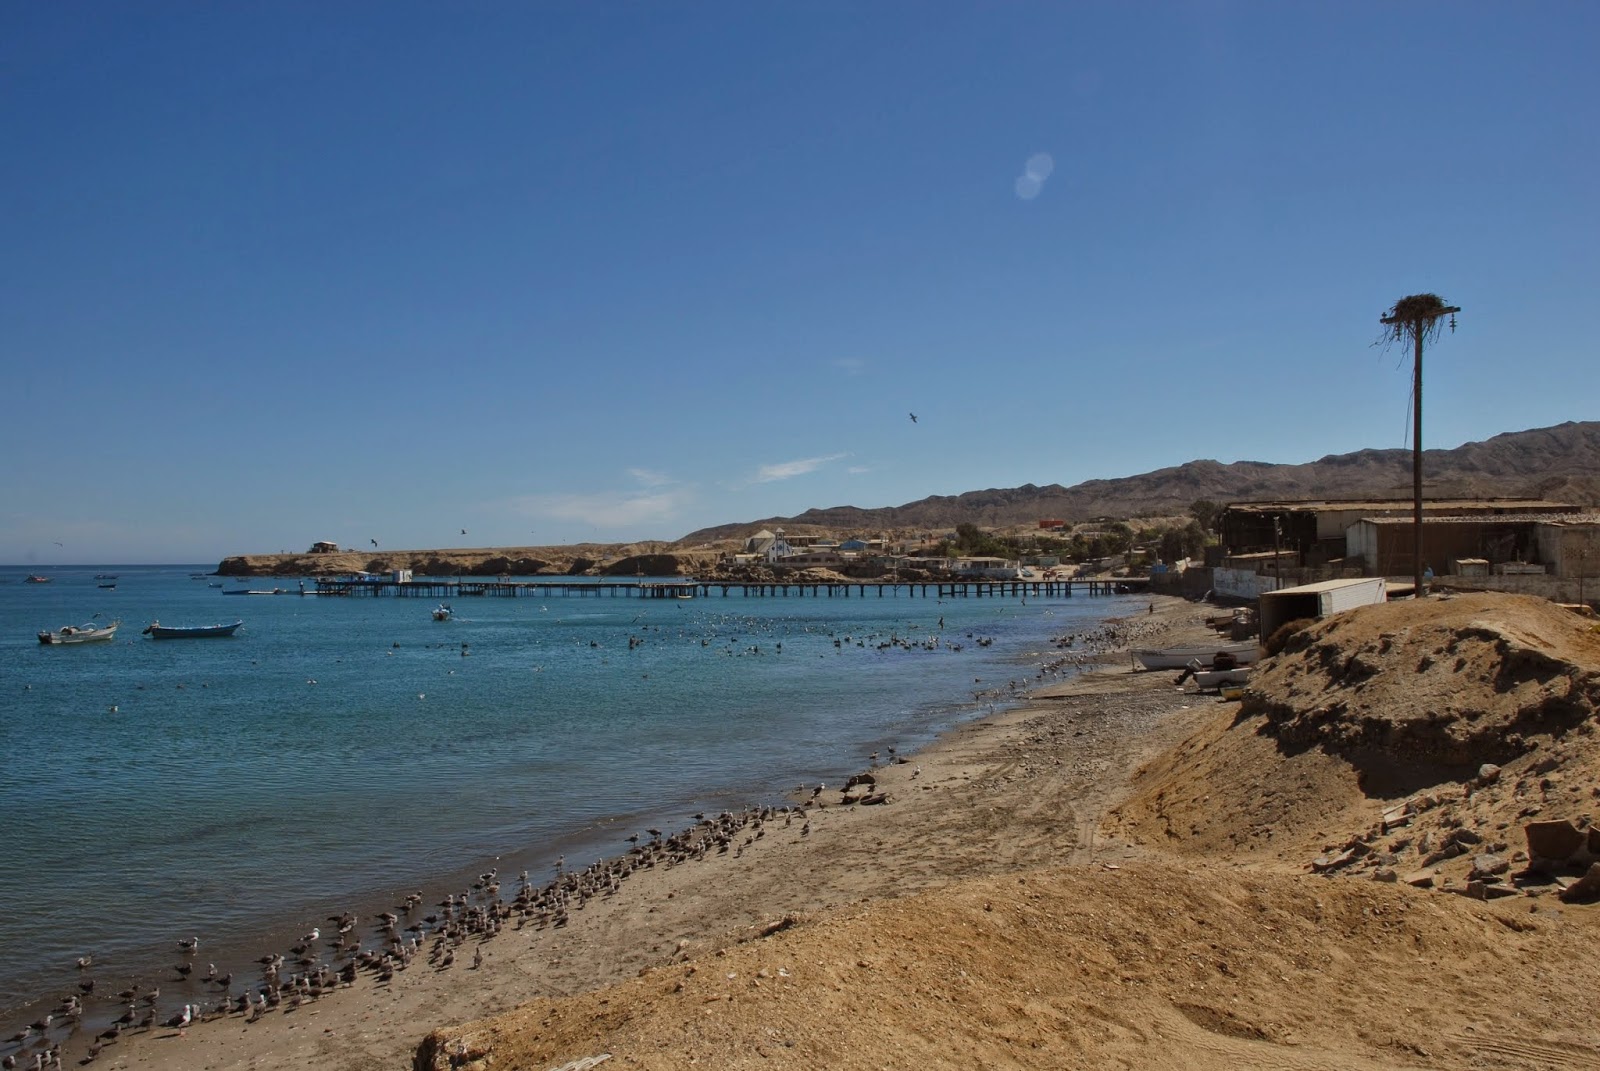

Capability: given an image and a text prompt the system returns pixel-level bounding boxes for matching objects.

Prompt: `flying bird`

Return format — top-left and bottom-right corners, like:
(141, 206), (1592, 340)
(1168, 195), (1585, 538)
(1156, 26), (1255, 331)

(370, 538), (378, 548)
(460, 528), (467, 535)
(908, 412), (918, 423)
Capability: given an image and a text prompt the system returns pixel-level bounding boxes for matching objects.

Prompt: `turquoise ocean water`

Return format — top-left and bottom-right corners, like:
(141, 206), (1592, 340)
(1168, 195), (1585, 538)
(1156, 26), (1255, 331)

(0, 564), (1141, 1021)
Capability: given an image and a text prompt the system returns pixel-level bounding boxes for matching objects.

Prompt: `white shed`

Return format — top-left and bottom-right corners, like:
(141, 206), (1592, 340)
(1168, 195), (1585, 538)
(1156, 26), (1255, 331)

(1259, 577), (1388, 640)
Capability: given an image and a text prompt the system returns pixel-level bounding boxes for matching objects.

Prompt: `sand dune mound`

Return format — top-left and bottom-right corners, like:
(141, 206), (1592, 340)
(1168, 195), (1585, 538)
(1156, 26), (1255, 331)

(418, 863), (1600, 1071)
(1246, 593), (1600, 766)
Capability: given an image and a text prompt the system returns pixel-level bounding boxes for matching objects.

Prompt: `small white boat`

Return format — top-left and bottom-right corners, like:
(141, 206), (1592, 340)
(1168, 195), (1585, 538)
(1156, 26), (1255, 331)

(1132, 640), (1260, 671)
(432, 604), (454, 621)
(38, 620), (119, 644)
(1191, 664), (1252, 690)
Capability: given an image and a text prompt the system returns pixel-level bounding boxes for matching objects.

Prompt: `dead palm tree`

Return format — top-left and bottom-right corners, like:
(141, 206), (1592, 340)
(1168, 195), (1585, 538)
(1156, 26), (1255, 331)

(1379, 293), (1460, 599)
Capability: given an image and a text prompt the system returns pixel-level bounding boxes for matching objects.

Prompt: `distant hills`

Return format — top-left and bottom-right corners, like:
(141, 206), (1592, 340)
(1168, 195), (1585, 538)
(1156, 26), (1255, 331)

(677, 421), (1600, 543)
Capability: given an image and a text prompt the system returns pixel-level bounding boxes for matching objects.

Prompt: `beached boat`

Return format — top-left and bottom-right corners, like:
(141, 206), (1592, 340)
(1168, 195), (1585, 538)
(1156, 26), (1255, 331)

(1192, 664), (1252, 690)
(24, 574), (51, 584)
(1131, 640), (1260, 671)
(432, 604), (454, 621)
(38, 620), (119, 644)
(143, 620), (243, 639)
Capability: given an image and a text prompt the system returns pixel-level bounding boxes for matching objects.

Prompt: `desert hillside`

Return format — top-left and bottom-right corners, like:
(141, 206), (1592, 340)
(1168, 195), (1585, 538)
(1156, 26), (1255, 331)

(681, 419), (1600, 542)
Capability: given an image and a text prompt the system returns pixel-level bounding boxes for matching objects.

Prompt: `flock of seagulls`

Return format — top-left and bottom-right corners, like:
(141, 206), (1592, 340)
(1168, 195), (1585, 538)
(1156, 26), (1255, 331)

(4, 786), (877, 1066)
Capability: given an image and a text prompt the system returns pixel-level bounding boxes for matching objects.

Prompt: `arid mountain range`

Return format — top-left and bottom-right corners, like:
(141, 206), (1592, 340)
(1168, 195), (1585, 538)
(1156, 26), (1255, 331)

(678, 420), (1600, 543)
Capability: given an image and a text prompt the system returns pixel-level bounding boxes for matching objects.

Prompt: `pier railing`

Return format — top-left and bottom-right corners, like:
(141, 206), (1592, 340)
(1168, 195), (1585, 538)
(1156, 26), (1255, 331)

(310, 577), (1145, 599)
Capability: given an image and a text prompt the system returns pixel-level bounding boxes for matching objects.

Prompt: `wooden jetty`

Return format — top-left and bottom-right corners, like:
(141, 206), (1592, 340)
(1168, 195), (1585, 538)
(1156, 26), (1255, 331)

(311, 577), (1146, 600)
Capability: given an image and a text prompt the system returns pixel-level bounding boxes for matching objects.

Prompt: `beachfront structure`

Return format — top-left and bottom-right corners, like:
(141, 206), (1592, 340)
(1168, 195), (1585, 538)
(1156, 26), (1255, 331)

(1258, 577), (1390, 641)
(1345, 514), (1600, 581)
(952, 556), (1022, 579)
(1220, 499), (1579, 565)
(308, 540), (340, 553)
(773, 550), (848, 570)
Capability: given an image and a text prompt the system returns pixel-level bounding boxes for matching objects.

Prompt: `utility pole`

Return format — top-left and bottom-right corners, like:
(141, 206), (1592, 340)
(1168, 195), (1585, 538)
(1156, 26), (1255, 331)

(1273, 516), (1283, 592)
(1380, 295), (1460, 600)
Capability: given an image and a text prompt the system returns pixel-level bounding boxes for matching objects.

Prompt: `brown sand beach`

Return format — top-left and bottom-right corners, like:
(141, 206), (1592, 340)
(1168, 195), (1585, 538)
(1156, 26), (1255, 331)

(24, 593), (1600, 1071)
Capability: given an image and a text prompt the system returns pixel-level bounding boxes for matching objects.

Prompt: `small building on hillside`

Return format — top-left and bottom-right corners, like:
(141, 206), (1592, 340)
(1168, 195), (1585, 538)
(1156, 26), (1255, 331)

(308, 540), (340, 554)
(773, 550), (845, 570)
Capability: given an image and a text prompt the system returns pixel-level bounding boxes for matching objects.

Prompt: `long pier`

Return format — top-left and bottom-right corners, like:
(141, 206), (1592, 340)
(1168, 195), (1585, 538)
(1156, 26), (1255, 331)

(311, 577), (1146, 599)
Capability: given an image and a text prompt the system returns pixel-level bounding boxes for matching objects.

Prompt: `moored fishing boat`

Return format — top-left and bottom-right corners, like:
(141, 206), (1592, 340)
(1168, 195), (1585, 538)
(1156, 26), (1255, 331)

(143, 620), (243, 639)
(432, 604), (454, 620)
(24, 574), (51, 584)
(38, 620), (119, 644)
(1131, 640), (1260, 671)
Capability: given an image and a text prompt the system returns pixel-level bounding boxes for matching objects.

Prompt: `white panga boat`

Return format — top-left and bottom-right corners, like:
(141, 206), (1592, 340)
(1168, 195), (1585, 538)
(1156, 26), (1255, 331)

(432, 604), (454, 621)
(38, 620), (119, 644)
(1190, 662), (1253, 689)
(1132, 640), (1260, 670)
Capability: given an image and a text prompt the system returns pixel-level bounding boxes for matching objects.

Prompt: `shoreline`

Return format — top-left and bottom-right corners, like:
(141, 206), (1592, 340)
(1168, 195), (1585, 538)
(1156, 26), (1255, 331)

(6, 597), (1215, 1071)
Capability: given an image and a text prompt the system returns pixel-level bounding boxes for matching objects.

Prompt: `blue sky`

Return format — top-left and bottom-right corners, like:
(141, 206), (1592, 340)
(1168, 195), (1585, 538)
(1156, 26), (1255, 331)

(3, 2), (1596, 564)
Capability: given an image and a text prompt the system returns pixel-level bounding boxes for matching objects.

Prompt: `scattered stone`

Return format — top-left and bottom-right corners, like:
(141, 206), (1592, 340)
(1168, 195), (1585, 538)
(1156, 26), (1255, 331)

(1469, 854), (1510, 881)
(1402, 871), (1435, 889)
(1524, 819), (1585, 863)
(1558, 863), (1600, 904)
(1382, 803), (1411, 831)
(1371, 868), (1398, 883)
(1421, 842), (1464, 868)
(1312, 849), (1357, 873)
(1478, 763), (1502, 785)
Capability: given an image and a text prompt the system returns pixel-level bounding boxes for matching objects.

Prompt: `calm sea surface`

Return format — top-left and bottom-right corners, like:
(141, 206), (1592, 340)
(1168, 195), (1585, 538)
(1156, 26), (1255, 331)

(0, 564), (1140, 1018)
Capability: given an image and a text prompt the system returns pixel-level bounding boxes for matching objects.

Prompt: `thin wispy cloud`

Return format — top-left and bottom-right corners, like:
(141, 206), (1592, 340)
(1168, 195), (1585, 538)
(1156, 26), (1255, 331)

(511, 490), (691, 530)
(847, 465), (870, 475)
(831, 358), (866, 376)
(628, 467), (673, 487)
(1014, 151), (1055, 201)
(755, 453), (848, 484)
(509, 468), (691, 530)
